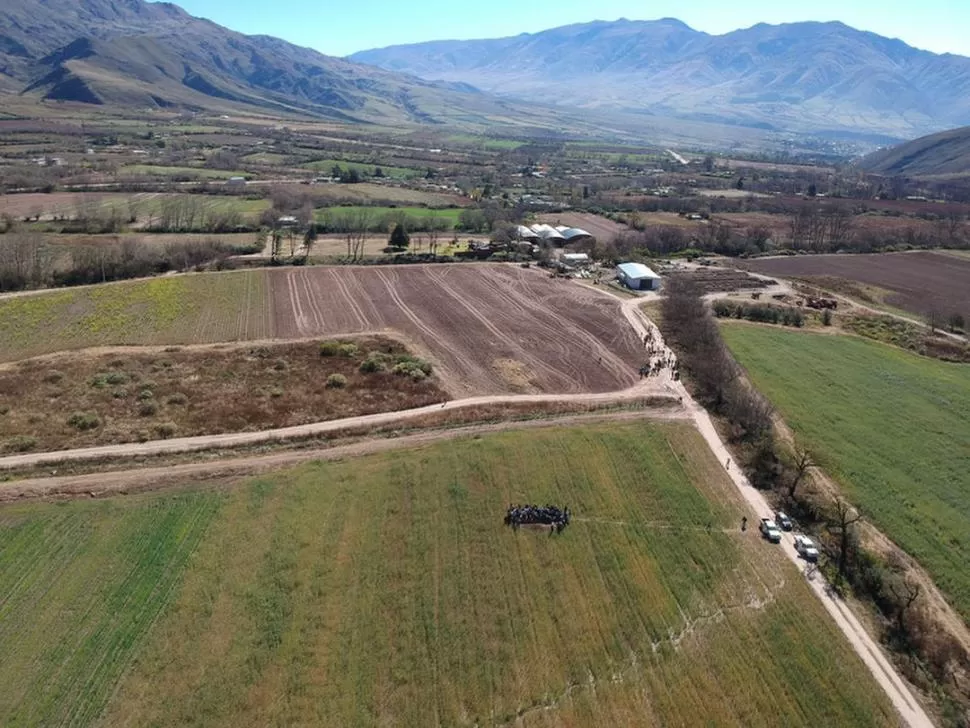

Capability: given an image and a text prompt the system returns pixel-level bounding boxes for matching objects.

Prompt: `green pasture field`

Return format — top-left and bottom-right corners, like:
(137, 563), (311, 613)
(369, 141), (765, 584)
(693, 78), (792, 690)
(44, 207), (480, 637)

(0, 270), (272, 362)
(302, 158), (422, 179)
(447, 134), (525, 150)
(0, 423), (895, 726)
(121, 165), (247, 179)
(316, 205), (462, 228)
(722, 324), (970, 619)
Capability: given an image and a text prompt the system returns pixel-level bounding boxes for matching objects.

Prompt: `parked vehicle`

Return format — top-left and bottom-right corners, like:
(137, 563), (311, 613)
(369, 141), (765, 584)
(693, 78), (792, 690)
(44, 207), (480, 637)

(759, 518), (782, 543)
(776, 512), (793, 531)
(794, 535), (819, 562)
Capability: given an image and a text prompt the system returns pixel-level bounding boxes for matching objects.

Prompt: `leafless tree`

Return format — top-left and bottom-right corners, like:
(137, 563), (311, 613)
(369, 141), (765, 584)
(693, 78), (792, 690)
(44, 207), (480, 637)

(888, 579), (921, 637)
(788, 448), (815, 498)
(832, 498), (863, 577)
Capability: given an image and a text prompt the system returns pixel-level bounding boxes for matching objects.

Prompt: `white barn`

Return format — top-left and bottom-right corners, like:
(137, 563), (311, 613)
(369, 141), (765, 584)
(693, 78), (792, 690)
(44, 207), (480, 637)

(616, 262), (661, 291)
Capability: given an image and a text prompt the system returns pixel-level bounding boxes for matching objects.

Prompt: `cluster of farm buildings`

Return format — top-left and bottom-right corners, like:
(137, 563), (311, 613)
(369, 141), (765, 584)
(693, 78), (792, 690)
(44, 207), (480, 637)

(512, 224), (661, 291)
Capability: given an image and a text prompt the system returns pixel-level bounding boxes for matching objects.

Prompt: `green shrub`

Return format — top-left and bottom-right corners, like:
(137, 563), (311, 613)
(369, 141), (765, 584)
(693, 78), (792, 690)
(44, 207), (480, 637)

(43, 370), (64, 384)
(138, 401), (158, 417)
(272, 359), (287, 371)
(105, 371), (129, 385)
(338, 343), (359, 358)
(137, 388), (155, 401)
(391, 356), (433, 378)
(325, 373), (348, 389)
(111, 389), (129, 400)
(0, 405), (9, 415)
(67, 411), (101, 431)
(319, 341), (341, 357)
(154, 422), (178, 439)
(5, 435), (37, 453)
(359, 356), (384, 374)
(269, 387), (284, 398)
(166, 393), (189, 405)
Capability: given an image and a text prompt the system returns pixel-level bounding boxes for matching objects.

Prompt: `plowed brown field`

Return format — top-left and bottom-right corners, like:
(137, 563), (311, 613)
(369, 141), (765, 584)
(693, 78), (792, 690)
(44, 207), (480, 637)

(741, 251), (970, 318)
(270, 265), (642, 396)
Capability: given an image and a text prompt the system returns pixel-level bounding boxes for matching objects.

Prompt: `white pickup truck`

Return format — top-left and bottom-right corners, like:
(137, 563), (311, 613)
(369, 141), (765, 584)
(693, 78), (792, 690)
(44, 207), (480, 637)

(759, 518), (782, 543)
(794, 535), (820, 562)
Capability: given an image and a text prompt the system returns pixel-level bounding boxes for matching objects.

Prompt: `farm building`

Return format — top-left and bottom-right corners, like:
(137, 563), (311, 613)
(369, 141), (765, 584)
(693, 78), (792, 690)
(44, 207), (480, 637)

(530, 224), (566, 243)
(515, 225), (540, 242)
(555, 226), (593, 243)
(616, 262), (661, 291)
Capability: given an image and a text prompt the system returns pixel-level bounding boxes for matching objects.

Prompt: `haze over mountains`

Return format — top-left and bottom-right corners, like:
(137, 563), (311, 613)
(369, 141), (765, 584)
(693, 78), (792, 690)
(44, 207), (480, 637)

(351, 18), (970, 140)
(0, 0), (530, 125)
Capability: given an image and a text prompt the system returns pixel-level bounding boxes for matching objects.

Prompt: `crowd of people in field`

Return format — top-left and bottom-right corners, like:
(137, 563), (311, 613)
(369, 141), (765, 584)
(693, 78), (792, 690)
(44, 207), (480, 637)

(505, 504), (571, 533)
(638, 330), (680, 380)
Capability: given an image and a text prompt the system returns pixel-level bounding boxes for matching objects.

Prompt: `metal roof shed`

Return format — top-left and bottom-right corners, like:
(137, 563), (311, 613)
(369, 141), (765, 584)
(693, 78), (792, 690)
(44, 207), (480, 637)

(616, 262), (661, 291)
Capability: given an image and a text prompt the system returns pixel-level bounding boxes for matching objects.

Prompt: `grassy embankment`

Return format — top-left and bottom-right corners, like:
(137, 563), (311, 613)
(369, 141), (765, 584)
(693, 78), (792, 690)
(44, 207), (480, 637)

(0, 423), (895, 726)
(722, 324), (970, 619)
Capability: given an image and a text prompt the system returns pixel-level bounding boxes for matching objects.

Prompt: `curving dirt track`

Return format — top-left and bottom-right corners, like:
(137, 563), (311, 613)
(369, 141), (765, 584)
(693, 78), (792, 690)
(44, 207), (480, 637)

(270, 265), (643, 396)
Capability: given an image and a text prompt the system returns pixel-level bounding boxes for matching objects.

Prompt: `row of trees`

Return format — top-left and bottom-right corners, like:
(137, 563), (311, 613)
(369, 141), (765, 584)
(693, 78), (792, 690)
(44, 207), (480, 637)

(0, 233), (254, 291)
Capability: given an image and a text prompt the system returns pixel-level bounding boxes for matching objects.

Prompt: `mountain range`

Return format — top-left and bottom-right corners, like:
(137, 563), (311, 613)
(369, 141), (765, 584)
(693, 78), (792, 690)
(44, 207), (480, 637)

(0, 0), (540, 127)
(350, 18), (970, 139)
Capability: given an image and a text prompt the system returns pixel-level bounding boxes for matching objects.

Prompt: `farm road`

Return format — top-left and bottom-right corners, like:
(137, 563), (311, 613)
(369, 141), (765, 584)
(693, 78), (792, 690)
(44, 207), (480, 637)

(0, 381), (677, 471)
(617, 297), (934, 728)
(0, 410), (686, 502)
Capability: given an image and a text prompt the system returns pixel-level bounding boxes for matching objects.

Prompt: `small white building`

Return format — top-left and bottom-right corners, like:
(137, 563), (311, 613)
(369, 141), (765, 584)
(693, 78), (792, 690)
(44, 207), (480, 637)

(616, 262), (661, 291)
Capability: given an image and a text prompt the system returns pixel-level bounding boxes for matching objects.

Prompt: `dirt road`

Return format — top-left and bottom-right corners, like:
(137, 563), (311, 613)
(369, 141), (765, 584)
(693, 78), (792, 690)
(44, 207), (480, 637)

(0, 384), (674, 471)
(0, 410), (684, 502)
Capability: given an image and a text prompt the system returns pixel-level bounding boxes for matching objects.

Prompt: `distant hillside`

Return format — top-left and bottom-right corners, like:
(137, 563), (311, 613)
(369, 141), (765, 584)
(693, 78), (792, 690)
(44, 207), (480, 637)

(351, 18), (970, 138)
(0, 0), (536, 125)
(860, 127), (970, 177)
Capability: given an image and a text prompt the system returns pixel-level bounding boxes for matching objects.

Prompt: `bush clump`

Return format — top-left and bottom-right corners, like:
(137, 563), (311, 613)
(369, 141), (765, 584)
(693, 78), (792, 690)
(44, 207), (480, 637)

(154, 422), (177, 439)
(392, 356), (433, 378)
(5, 435), (37, 453)
(43, 370), (64, 384)
(325, 373), (348, 389)
(67, 411), (101, 431)
(319, 340), (341, 357)
(359, 355), (385, 374)
(166, 392), (189, 405)
(138, 401), (159, 417)
(137, 388), (155, 401)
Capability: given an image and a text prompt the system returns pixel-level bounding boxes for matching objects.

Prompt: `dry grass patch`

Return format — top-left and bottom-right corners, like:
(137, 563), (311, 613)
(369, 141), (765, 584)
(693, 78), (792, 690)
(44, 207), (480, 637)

(0, 337), (445, 453)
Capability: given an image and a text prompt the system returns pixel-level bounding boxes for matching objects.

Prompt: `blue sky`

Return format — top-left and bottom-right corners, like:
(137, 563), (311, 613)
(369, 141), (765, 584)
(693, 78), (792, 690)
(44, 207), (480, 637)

(158, 0), (970, 57)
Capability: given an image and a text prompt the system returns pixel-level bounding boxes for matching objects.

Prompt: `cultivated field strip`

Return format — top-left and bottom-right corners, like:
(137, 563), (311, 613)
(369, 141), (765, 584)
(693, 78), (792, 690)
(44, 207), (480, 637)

(78, 423), (895, 726)
(269, 265), (643, 395)
(0, 492), (222, 725)
(0, 270), (272, 362)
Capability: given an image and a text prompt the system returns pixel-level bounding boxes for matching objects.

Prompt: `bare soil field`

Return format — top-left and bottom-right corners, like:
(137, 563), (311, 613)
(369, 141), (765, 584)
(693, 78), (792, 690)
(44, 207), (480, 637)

(270, 265), (643, 396)
(537, 211), (629, 239)
(740, 251), (970, 318)
(670, 267), (775, 294)
(0, 337), (444, 454)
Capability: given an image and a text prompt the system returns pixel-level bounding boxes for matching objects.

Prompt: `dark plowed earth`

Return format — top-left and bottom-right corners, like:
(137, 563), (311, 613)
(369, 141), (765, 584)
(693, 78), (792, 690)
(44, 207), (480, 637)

(269, 265), (642, 396)
(740, 252), (970, 318)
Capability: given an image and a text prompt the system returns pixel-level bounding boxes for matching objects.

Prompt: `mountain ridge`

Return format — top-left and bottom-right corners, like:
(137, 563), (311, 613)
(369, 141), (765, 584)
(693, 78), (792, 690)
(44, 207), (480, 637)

(0, 0), (541, 125)
(349, 18), (970, 138)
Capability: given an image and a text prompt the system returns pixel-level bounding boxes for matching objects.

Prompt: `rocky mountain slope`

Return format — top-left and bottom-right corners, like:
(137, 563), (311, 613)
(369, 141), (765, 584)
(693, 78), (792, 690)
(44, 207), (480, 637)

(351, 18), (970, 138)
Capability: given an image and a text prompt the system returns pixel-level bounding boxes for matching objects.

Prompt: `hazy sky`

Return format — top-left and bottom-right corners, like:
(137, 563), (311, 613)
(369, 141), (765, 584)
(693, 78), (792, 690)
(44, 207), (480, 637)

(157, 0), (970, 57)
